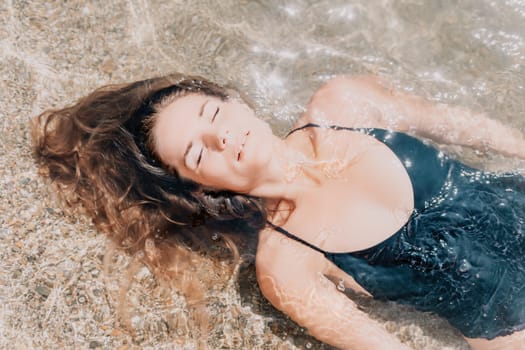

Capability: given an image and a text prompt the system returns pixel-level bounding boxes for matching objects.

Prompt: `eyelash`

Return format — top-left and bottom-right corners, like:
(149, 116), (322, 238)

(211, 107), (219, 123)
(196, 147), (203, 166)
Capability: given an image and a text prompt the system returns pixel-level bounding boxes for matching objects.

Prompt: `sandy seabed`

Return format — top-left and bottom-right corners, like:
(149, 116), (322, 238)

(3, 0), (525, 349)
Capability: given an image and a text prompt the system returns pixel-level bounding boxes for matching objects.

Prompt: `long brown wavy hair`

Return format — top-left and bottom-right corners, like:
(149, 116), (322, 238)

(31, 73), (268, 321)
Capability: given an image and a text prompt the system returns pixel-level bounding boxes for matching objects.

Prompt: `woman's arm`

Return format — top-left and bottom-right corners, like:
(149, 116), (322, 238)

(395, 90), (525, 160)
(256, 240), (411, 350)
(303, 76), (525, 160)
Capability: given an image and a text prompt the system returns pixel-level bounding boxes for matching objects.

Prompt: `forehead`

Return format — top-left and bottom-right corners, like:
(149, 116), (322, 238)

(152, 93), (207, 167)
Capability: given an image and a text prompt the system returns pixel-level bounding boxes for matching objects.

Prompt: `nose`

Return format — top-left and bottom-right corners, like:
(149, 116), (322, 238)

(203, 126), (228, 151)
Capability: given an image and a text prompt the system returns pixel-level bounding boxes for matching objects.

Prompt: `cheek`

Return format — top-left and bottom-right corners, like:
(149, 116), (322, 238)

(199, 159), (239, 187)
(203, 161), (257, 193)
(248, 134), (273, 167)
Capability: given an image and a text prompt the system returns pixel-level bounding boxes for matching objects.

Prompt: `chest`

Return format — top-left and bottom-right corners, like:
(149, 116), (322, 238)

(278, 131), (415, 253)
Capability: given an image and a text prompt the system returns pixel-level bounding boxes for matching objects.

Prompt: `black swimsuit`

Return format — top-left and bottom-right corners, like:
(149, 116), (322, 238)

(270, 123), (525, 339)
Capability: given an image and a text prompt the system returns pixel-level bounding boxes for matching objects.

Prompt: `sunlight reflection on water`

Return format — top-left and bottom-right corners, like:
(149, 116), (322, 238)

(127, 0), (525, 348)
(4, 0), (525, 348)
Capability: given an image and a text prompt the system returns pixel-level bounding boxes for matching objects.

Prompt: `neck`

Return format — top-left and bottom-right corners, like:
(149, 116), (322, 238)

(247, 137), (319, 201)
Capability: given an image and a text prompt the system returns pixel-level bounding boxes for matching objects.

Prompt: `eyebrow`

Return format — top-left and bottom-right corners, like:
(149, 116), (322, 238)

(199, 99), (209, 117)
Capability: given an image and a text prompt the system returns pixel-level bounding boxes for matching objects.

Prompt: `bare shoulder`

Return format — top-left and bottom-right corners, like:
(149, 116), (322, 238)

(255, 227), (329, 302)
(256, 227), (327, 276)
(295, 75), (394, 130)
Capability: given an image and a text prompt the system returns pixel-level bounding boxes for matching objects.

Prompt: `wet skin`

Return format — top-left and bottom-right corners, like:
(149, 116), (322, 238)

(152, 92), (415, 254)
(153, 93), (277, 193)
(150, 77), (525, 350)
(151, 89), (417, 350)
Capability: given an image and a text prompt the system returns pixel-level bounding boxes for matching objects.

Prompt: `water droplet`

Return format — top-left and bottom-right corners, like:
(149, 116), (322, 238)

(337, 279), (345, 292)
(305, 342), (312, 349)
(438, 296), (443, 301)
(211, 233), (219, 241)
(458, 259), (472, 273)
(318, 273), (330, 287)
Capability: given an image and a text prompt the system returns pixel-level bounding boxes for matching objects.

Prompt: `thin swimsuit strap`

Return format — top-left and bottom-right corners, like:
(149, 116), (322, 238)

(268, 122), (366, 256)
(285, 122), (363, 138)
(266, 220), (328, 255)
(272, 123), (412, 255)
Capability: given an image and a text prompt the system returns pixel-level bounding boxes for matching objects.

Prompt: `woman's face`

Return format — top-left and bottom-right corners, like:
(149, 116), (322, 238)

(152, 93), (276, 193)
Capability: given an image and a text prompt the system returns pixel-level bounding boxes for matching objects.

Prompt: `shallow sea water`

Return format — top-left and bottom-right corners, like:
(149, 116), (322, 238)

(1, 0), (524, 349)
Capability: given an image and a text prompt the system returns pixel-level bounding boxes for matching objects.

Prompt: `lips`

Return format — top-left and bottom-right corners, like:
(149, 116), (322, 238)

(236, 131), (250, 161)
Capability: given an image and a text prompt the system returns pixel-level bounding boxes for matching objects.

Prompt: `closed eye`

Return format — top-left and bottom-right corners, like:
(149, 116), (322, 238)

(211, 107), (219, 123)
(196, 146), (204, 166)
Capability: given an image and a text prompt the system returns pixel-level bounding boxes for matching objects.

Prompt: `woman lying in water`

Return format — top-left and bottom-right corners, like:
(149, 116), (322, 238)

(32, 73), (525, 350)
